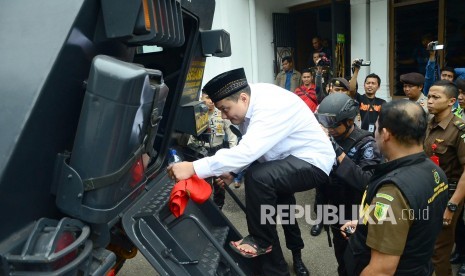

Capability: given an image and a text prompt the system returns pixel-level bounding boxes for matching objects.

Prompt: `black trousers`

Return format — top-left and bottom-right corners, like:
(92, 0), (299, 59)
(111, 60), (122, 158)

(208, 145), (226, 208)
(331, 225), (349, 276)
(212, 180), (225, 208)
(245, 155), (329, 275)
(278, 194), (304, 251)
(455, 207), (465, 254)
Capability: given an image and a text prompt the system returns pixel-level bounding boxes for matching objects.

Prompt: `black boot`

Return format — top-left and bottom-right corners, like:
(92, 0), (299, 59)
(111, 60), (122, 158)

(292, 250), (310, 276)
(310, 223), (323, 236)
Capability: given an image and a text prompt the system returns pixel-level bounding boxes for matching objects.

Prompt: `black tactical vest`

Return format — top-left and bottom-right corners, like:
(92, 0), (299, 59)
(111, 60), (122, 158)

(327, 127), (375, 207)
(338, 127), (372, 154)
(346, 152), (448, 275)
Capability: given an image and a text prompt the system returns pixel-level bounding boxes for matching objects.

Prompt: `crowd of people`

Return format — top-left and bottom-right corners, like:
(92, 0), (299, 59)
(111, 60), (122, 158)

(167, 37), (465, 275)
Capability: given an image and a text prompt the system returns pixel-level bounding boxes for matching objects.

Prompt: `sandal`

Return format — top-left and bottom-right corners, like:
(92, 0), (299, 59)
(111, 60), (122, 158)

(229, 235), (272, 258)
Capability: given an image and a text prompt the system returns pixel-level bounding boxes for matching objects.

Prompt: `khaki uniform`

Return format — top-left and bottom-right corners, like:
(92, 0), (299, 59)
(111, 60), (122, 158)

(425, 113), (465, 276)
(365, 184), (413, 255)
(189, 108), (237, 150)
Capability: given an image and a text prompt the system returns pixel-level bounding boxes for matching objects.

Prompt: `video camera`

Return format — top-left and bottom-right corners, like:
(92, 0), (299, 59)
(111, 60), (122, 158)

(426, 41), (444, 51)
(352, 59), (371, 68)
(317, 53), (331, 67)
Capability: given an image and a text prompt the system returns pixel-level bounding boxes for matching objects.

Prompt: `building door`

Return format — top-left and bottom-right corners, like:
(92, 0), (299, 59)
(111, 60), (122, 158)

(289, 0), (351, 77)
(390, 0), (465, 97)
(331, 0), (351, 78)
(272, 13), (296, 76)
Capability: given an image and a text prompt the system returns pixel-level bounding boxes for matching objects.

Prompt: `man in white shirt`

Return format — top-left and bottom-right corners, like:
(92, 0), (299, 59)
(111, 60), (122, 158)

(168, 68), (335, 275)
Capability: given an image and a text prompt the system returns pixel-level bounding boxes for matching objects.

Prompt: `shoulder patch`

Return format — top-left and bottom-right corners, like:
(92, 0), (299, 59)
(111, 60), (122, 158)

(363, 146), (374, 159)
(376, 193), (394, 202)
(374, 202), (390, 221)
(454, 120), (465, 132)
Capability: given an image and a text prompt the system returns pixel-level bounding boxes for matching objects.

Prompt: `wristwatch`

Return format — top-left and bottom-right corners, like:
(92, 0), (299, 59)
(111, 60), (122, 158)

(447, 202), (458, 212)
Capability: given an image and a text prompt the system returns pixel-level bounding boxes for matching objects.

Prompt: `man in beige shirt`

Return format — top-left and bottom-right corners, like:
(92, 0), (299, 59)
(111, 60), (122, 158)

(275, 56), (301, 92)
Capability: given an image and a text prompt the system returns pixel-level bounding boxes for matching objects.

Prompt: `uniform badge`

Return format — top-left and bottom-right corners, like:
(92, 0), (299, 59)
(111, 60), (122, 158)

(374, 202), (390, 221)
(348, 147), (357, 157)
(363, 147), (374, 159)
(376, 193), (394, 202)
(433, 170), (440, 184)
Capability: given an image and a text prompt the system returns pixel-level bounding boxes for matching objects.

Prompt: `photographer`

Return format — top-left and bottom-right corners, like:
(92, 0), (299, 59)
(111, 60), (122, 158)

(312, 36), (332, 61)
(423, 41), (465, 95)
(348, 59), (386, 132)
(309, 52), (333, 95)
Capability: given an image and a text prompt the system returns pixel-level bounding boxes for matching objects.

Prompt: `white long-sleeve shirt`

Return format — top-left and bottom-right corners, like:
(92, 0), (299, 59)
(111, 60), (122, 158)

(193, 83), (335, 178)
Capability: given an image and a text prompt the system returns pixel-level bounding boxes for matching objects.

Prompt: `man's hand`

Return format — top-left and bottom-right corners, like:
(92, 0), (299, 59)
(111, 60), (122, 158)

(443, 208), (453, 226)
(167, 161), (195, 181)
(326, 83), (333, 94)
(352, 58), (362, 69)
(215, 172), (235, 188)
(340, 220), (358, 240)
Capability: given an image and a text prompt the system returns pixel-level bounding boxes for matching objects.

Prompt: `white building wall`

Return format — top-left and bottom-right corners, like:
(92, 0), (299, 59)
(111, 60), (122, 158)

(203, 0), (253, 85)
(350, 0), (371, 84)
(254, 0), (288, 82)
(369, 0), (390, 100)
(203, 0), (288, 86)
(350, 0), (390, 100)
(203, 0), (391, 100)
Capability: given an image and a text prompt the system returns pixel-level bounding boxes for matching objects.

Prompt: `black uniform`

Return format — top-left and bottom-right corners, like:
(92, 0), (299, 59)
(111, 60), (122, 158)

(322, 126), (382, 276)
(345, 152), (448, 275)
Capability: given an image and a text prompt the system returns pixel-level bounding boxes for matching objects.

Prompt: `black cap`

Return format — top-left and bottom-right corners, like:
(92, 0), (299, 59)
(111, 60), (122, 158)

(202, 68), (248, 102)
(400, 72), (425, 86)
(457, 79), (465, 91)
(331, 77), (350, 90)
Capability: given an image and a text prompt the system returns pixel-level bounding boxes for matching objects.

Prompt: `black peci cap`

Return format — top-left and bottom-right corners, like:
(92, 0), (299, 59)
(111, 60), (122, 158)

(400, 72), (425, 86)
(202, 68), (249, 102)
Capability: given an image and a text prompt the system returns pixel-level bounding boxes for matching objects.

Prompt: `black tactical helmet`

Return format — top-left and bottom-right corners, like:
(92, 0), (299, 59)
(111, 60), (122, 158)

(316, 93), (359, 128)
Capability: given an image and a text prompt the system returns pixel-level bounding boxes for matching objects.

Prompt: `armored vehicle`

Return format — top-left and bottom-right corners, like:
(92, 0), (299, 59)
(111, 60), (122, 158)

(0, 1), (253, 275)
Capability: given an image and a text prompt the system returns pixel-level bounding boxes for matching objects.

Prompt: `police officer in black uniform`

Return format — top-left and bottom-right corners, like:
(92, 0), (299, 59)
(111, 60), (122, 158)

(315, 93), (382, 275)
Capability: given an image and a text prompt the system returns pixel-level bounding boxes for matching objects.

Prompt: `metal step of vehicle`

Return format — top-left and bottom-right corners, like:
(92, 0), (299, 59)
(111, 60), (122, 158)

(198, 226), (229, 275)
(122, 172), (252, 276)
